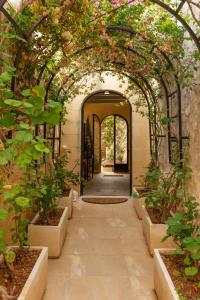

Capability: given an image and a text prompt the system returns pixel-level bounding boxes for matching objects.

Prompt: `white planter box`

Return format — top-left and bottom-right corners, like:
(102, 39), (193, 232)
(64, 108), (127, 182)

(57, 189), (73, 219)
(132, 187), (145, 220)
(28, 207), (68, 258)
(141, 205), (175, 255)
(11, 246), (48, 300)
(154, 249), (179, 300)
(133, 197), (145, 220)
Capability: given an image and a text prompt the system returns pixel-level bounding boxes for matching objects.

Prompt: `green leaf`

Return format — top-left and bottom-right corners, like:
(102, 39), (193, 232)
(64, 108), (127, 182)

(23, 102), (33, 108)
(191, 252), (200, 260)
(3, 185), (22, 201)
(0, 155), (8, 165)
(15, 131), (33, 142)
(175, 247), (185, 255)
(34, 142), (50, 154)
(18, 123), (31, 130)
(16, 153), (32, 167)
(4, 99), (22, 107)
(185, 266), (198, 276)
(184, 256), (191, 266)
(15, 196), (30, 208)
(32, 86), (46, 98)
(0, 208), (8, 220)
(0, 71), (12, 82)
(21, 89), (30, 97)
(0, 112), (15, 128)
(5, 249), (16, 264)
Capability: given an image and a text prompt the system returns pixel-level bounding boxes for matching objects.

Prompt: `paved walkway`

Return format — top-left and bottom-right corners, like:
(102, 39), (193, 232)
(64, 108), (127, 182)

(44, 198), (157, 300)
(83, 172), (130, 196)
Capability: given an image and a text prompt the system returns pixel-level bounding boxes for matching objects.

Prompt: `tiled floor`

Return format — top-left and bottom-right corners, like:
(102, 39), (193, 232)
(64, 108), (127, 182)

(44, 198), (157, 300)
(83, 172), (130, 196)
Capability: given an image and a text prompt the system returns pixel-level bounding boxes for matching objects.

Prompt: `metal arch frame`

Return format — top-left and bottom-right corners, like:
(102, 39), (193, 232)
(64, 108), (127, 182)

(35, 22), (179, 85)
(54, 60), (181, 162)
(0, 6), (197, 92)
(1, 0), (199, 95)
(0, 4), (196, 163)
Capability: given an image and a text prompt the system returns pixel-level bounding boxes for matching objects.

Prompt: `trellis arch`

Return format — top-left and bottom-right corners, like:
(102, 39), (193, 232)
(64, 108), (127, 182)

(0, 0), (199, 50)
(0, 0), (198, 163)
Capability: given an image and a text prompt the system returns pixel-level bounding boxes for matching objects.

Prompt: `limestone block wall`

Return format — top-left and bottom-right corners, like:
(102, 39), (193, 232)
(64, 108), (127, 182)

(158, 69), (200, 204)
(62, 73), (150, 192)
(182, 70), (200, 201)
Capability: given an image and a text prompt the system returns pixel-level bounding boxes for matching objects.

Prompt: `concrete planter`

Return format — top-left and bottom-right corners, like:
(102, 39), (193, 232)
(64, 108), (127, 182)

(154, 249), (179, 300)
(133, 197), (145, 220)
(11, 246), (48, 300)
(28, 207), (68, 258)
(57, 189), (73, 219)
(141, 205), (175, 255)
(132, 187), (145, 220)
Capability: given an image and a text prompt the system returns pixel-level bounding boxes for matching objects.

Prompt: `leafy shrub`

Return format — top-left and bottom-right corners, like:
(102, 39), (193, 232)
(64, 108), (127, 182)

(144, 162), (192, 223)
(165, 195), (200, 278)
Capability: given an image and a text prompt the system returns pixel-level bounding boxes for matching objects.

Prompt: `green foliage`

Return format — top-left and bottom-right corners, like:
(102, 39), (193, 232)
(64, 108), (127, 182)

(2, 185), (31, 247)
(0, 65), (61, 259)
(53, 150), (83, 195)
(34, 171), (61, 224)
(165, 195), (200, 280)
(143, 159), (161, 192)
(144, 161), (192, 223)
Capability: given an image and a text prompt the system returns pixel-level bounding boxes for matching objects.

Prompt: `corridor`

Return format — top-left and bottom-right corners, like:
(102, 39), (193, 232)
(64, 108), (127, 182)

(83, 173), (130, 196)
(44, 198), (156, 300)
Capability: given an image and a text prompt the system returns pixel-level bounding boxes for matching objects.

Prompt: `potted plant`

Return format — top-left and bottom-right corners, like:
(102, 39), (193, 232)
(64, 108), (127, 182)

(133, 158), (161, 220)
(141, 162), (191, 255)
(28, 169), (69, 258)
(53, 151), (82, 219)
(0, 75), (62, 297)
(154, 194), (200, 300)
(0, 185), (48, 300)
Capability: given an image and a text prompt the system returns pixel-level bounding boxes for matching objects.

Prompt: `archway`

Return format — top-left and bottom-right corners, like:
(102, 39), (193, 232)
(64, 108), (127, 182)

(81, 90), (134, 196)
(101, 115), (128, 173)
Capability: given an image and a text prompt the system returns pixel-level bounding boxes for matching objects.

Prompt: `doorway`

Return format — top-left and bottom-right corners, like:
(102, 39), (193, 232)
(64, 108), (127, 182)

(81, 91), (132, 196)
(101, 115), (128, 173)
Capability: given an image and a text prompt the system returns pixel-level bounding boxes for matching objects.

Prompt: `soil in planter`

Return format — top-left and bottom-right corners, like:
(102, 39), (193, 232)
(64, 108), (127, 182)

(0, 249), (41, 300)
(63, 188), (70, 197)
(146, 207), (163, 224)
(138, 188), (149, 197)
(162, 254), (200, 300)
(35, 208), (64, 226)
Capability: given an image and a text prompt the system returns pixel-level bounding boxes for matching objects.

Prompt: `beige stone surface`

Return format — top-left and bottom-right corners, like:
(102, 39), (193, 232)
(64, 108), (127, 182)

(133, 195), (145, 220)
(141, 206), (176, 256)
(43, 198), (157, 300)
(154, 249), (179, 300)
(28, 208), (68, 258)
(18, 247), (48, 300)
(57, 190), (73, 219)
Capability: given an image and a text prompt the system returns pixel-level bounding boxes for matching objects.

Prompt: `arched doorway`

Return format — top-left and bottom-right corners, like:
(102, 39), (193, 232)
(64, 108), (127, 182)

(81, 90), (132, 196)
(101, 115), (128, 173)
